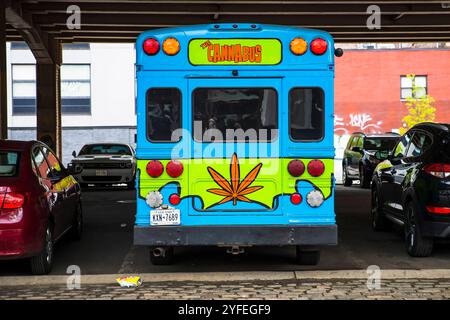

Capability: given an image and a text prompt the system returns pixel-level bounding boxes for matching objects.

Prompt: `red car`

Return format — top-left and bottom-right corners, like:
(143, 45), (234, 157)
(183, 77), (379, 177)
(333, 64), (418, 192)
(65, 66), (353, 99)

(0, 140), (82, 274)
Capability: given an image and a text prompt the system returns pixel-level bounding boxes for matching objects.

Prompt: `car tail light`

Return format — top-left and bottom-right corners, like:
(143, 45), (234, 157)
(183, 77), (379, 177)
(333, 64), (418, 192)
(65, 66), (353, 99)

(166, 160), (184, 178)
(1, 192), (25, 209)
(307, 160), (325, 177)
(169, 194), (181, 205)
(306, 190), (324, 208)
(290, 193), (302, 205)
(423, 164), (450, 178)
(288, 160), (305, 177)
(310, 38), (327, 55)
(162, 37), (180, 55)
(290, 38), (307, 55)
(426, 206), (450, 215)
(143, 38), (160, 55)
(146, 160), (164, 178)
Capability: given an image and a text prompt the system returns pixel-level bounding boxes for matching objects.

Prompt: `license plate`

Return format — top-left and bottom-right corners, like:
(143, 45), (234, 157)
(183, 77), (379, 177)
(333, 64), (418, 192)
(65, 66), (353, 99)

(150, 209), (181, 226)
(95, 170), (108, 176)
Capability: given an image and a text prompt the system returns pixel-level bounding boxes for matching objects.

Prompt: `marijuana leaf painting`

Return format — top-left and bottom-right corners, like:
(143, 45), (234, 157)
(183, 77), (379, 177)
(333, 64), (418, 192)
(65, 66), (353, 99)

(207, 153), (263, 206)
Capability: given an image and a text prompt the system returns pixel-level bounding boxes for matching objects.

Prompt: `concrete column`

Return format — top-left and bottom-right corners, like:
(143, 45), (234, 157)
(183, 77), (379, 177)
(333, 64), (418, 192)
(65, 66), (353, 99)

(0, 2), (7, 140)
(36, 40), (62, 157)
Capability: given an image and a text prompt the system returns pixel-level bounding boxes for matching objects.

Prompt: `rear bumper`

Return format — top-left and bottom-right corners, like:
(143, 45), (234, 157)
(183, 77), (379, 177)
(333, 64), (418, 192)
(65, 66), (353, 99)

(134, 225), (338, 246)
(0, 228), (28, 259)
(421, 220), (450, 238)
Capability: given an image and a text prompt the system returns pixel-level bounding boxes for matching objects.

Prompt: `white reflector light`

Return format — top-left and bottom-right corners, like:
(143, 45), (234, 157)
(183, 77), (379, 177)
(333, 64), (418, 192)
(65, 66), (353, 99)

(146, 191), (163, 208)
(306, 190), (324, 208)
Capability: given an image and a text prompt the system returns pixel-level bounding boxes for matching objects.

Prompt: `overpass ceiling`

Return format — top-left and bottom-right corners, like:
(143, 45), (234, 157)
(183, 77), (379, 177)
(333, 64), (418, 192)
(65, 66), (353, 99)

(5, 1), (450, 43)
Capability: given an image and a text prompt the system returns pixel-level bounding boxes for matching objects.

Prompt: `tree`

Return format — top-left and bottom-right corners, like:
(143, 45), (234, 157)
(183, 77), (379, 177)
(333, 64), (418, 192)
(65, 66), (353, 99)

(400, 74), (436, 135)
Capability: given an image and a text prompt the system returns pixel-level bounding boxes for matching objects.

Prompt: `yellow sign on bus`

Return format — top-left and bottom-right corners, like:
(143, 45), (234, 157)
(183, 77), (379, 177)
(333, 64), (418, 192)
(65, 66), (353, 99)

(189, 39), (282, 65)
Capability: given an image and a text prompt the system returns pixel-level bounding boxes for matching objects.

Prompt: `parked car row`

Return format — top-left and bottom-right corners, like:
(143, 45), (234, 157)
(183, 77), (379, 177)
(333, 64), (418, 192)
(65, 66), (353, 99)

(0, 141), (135, 274)
(343, 123), (450, 257)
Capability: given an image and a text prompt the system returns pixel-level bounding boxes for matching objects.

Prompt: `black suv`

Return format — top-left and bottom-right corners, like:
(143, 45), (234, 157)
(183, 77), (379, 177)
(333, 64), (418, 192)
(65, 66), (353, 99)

(371, 123), (450, 257)
(342, 132), (400, 188)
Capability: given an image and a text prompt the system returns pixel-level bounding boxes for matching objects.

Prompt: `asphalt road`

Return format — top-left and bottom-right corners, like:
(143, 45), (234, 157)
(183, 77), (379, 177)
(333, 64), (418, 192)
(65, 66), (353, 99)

(1, 186), (449, 276)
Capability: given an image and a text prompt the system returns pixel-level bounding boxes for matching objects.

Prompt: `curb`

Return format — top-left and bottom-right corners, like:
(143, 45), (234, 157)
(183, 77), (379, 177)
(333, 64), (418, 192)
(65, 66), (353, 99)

(1, 269), (450, 287)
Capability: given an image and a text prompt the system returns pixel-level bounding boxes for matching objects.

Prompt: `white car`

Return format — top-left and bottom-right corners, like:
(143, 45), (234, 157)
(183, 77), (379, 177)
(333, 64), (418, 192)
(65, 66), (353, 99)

(68, 143), (136, 189)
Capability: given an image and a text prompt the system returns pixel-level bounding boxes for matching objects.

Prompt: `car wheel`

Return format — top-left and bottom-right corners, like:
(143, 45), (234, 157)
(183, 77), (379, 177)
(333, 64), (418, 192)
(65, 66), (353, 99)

(68, 202), (83, 241)
(342, 165), (352, 186)
(30, 224), (54, 275)
(371, 187), (390, 231)
(359, 165), (370, 189)
(405, 202), (433, 257)
(295, 247), (320, 265)
(149, 246), (174, 265)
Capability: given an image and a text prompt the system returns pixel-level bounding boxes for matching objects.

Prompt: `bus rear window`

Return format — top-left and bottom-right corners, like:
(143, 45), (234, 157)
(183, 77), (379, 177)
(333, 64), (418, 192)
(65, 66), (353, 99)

(147, 88), (182, 142)
(289, 88), (324, 141)
(193, 88), (278, 142)
(0, 151), (19, 177)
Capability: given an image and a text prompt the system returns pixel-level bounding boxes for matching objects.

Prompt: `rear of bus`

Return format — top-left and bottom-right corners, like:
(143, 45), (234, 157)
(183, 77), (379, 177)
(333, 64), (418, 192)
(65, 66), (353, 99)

(134, 24), (337, 265)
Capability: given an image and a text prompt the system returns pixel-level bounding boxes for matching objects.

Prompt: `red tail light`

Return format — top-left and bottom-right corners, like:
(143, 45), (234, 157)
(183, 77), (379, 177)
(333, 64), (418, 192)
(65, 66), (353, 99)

(169, 194), (181, 205)
(308, 160), (325, 177)
(166, 160), (184, 178)
(143, 38), (160, 55)
(1, 192), (25, 209)
(288, 160), (305, 177)
(426, 206), (450, 215)
(423, 163), (450, 178)
(290, 193), (302, 205)
(310, 38), (328, 55)
(146, 160), (164, 178)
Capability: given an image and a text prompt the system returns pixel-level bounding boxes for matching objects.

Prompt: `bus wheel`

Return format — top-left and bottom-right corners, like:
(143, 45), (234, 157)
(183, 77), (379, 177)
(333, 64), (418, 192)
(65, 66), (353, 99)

(149, 246), (174, 265)
(295, 247), (320, 265)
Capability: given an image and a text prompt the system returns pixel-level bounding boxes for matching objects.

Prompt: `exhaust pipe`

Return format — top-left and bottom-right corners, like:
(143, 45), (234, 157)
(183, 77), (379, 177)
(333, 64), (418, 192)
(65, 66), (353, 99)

(152, 247), (165, 257)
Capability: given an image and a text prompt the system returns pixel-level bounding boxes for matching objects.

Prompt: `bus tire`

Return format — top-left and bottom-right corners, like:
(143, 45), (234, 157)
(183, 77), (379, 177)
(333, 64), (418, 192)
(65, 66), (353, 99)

(295, 247), (320, 265)
(149, 246), (174, 265)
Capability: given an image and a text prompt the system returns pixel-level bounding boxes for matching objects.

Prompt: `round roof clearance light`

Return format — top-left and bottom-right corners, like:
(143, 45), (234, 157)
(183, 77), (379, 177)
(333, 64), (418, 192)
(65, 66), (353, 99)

(306, 190), (324, 208)
(162, 37), (180, 55)
(290, 38), (308, 55)
(166, 160), (184, 178)
(307, 160), (325, 177)
(288, 160), (305, 177)
(146, 191), (163, 208)
(310, 38), (328, 55)
(146, 160), (164, 178)
(143, 38), (160, 55)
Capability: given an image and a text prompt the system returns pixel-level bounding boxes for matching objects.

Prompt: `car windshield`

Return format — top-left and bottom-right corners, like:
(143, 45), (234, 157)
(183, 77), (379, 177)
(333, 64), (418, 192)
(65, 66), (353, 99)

(364, 137), (398, 151)
(78, 145), (132, 156)
(0, 151), (20, 177)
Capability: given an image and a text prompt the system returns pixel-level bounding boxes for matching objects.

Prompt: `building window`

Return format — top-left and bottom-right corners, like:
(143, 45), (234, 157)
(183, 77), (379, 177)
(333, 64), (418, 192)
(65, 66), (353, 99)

(401, 75), (427, 100)
(11, 42), (30, 50)
(12, 64), (36, 115)
(61, 64), (91, 114)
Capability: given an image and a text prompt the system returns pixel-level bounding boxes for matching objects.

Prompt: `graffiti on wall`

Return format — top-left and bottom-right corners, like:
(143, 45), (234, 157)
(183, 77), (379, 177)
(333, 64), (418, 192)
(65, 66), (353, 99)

(334, 113), (383, 135)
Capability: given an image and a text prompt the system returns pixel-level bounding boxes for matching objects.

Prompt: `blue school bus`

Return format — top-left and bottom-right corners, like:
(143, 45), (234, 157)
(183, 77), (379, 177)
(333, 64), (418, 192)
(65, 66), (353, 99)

(134, 24), (340, 265)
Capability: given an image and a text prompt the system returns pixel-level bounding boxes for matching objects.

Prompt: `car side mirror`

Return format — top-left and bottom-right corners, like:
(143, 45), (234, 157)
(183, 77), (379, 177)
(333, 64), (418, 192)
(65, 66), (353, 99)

(72, 150), (77, 158)
(351, 146), (362, 153)
(375, 150), (391, 161)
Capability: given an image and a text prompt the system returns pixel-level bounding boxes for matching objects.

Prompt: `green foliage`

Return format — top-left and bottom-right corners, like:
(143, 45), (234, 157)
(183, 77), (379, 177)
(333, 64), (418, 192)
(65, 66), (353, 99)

(400, 74), (436, 135)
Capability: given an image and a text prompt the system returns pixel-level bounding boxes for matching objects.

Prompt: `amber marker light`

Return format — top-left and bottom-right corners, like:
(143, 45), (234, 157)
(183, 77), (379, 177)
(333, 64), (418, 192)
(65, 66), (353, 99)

(162, 37), (180, 55)
(290, 38), (308, 55)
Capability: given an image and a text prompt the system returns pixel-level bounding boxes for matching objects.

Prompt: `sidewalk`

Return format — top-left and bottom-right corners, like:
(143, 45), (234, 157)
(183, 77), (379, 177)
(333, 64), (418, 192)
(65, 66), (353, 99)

(1, 270), (449, 300)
